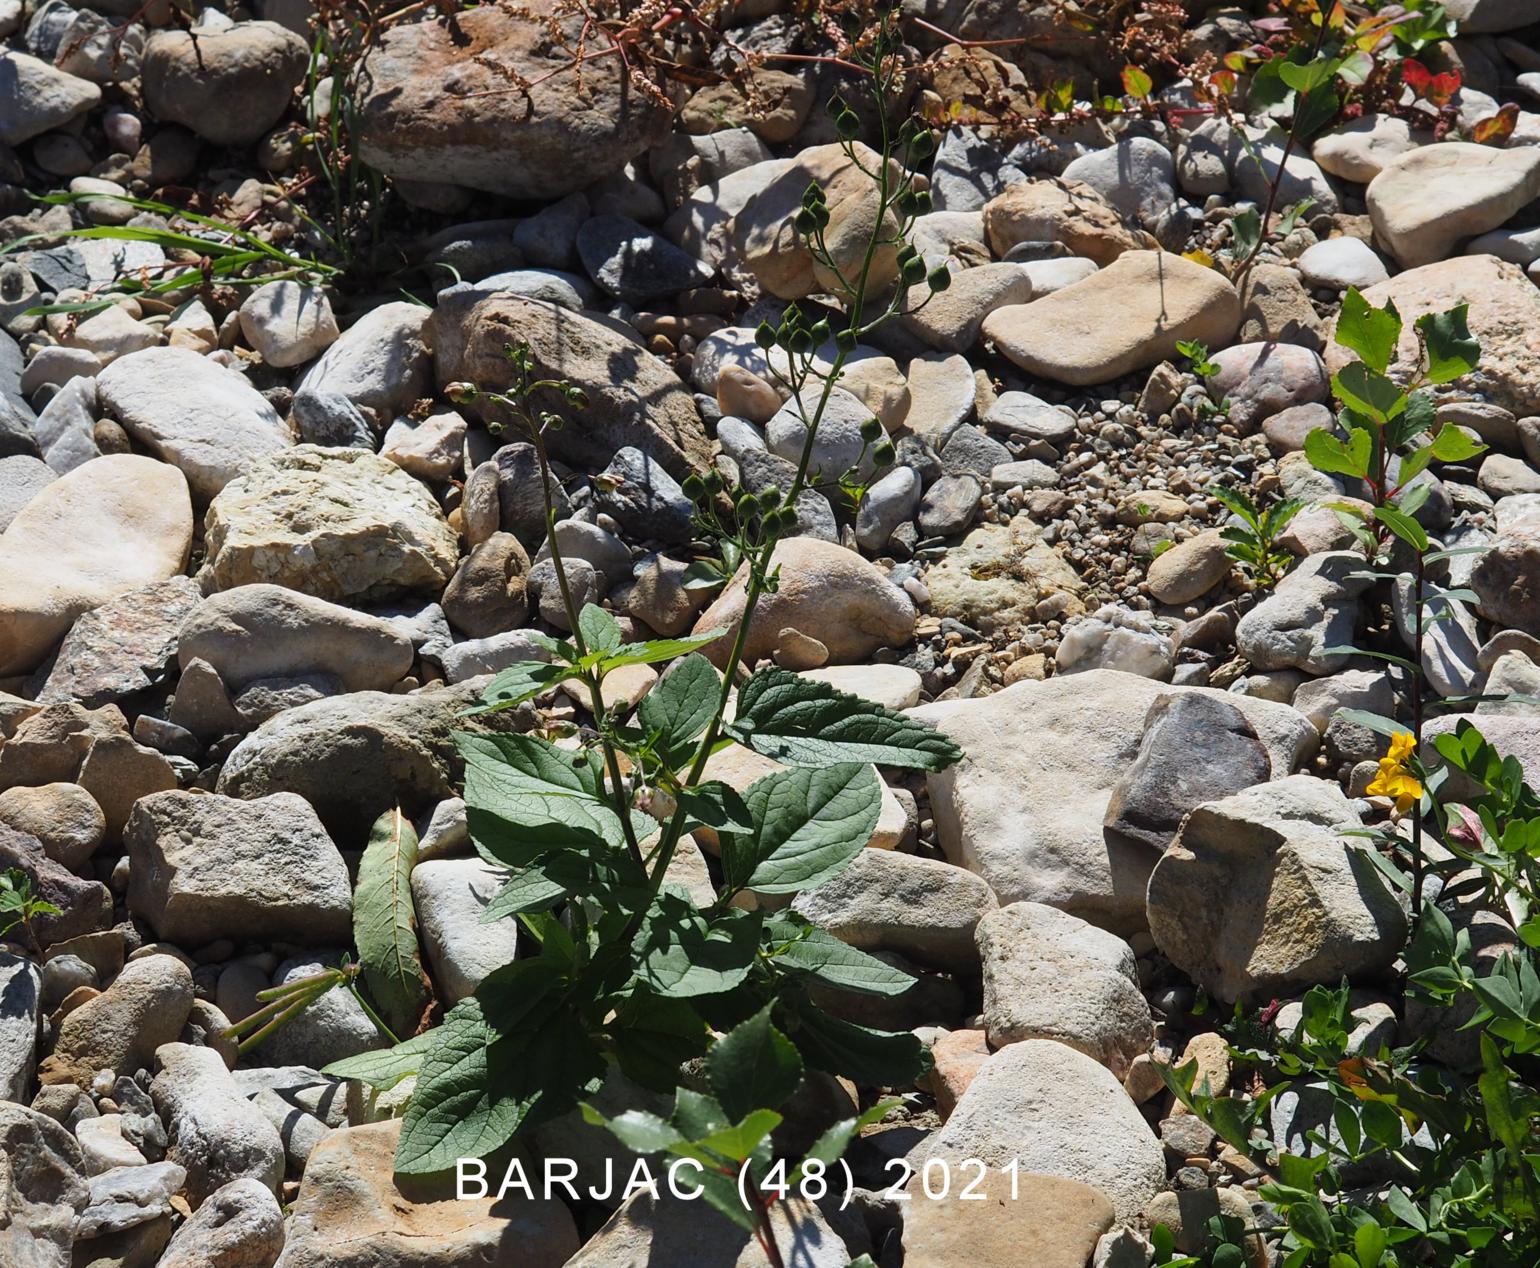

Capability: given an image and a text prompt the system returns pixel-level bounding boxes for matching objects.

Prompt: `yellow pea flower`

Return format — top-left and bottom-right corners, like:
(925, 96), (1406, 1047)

(1366, 731), (1422, 815)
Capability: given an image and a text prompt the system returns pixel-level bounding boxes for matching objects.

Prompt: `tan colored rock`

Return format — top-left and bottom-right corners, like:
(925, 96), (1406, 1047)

(681, 69), (815, 144)
(0, 783), (104, 870)
(730, 142), (904, 299)
(984, 251), (1240, 387)
(1312, 114), (1425, 183)
(48, 955), (193, 1082)
(923, 514), (1084, 635)
(204, 446), (458, 602)
(715, 364), (781, 423)
(179, 584), (416, 692)
(692, 536), (914, 668)
(1367, 143), (1540, 269)
(982, 178), (1149, 265)
(355, 3), (671, 198)
(1238, 263), (1326, 351)
(903, 1170), (1115, 1268)
(434, 293), (711, 479)
(899, 261), (1036, 353)
(0, 454), (191, 675)
(273, 1118), (579, 1267)
(977, 901), (1152, 1078)
(927, 1027), (989, 1119)
(1147, 775), (1408, 1004)
(1147, 529), (1231, 605)
(1144, 1188), (1266, 1268)
(1324, 255), (1540, 418)
(76, 732), (177, 837)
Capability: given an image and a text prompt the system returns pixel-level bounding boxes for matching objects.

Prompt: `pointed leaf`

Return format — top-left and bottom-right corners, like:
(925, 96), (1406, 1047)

(1304, 426), (1372, 478)
(1415, 305), (1479, 385)
(323, 1032), (436, 1089)
(708, 1006), (805, 1121)
(722, 763), (883, 895)
(462, 659), (567, 715)
(354, 808), (429, 1038)
(1335, 288), (1402, 374)
(637, 653), (720, 760)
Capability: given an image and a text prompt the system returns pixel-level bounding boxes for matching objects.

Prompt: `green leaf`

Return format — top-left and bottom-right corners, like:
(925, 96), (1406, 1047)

(1373, 503), (1428, 553)
(708, 1005), (805, 1121)
(697, 1109), (783, 1163)
(728, 666), (962, 770)
(767, 915), (916, 996)
(1248, 56), (1294, 109)
(578, 604), (622, 654)
(789, 1000), (931, 1087)
(1335, 288), (1402, 374)
(354, 808), (429, 1038)
(1279, 57), (1335, 94)
(637, 653), (720, 760)
(1333, 362), (1406, 425)
(674, 782), (753, 836)
(1305, 426), (1373, 478)
(1427, 424), (1485, 463)
(1415, 305), (1479, 385)
(1293, 82), (1340, 142)
(795, 1099), (898, 1176)
(394, 1000), (525, 1175)
(480, 866), (571, 921)
(323, 1031), (436, 1089)
(636, 897), (762, 997)
(608, 995), (711, 1092)
(462, 660), (567, 715)
(460, 732), (629, 858)
(722, 763), (882, 895)
(595, 629), (726, 674)
(1354, 1221), (1387, 1268)
(580, 1105), (682, 1154)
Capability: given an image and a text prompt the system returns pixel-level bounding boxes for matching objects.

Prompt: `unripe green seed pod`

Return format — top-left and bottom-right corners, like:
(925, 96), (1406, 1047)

(927, 265), (952, 293)
(859, 416), (883, 444)
(754, 322), (776, 349)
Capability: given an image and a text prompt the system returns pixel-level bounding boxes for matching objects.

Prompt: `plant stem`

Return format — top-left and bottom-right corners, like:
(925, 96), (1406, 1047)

(1411, 545), (1426, 920)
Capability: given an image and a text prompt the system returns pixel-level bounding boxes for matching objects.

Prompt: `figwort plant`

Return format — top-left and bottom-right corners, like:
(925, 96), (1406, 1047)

(321, 19), (960, 1263)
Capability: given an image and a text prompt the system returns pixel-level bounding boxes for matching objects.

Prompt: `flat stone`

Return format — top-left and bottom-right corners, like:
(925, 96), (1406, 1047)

(0, 454), (191, 676)
(411, 858), (521, 1004)
(239, 281), (340, 368)
(48, 954), (193, 1082)
(1313, 114), (1425, 183)
(576, 215), (714, 304)
(96, 348), (293, 501)
(1368, 144), (1540, 269)
(296, 302), (433, 424)
(126, 790), (352, 947)
(903, 1169), (1114, 1268)
(984, 251), (1240, 387)
(983, 390), (1077, 443)
(1296, 237), (1389, 290)
(0, 51), (100, 145)
(0, 1104), (89, 1267)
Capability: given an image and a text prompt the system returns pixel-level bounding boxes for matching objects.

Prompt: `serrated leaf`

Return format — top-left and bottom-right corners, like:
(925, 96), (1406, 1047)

(480, 866), (570, 921)
(580, 1105), (683, 1154)
(727, 666), (962, 771)
(323, 1031), (436, 1089)
(596, 629), (726, 674)
(789, 1000), (930, 1087)
(578, 604), (622, 654)
(1427, 423), (1485, 463)
(354, 808), (429, 1039)
(1333, 362), (1406, 425)
(722, 763), (882, 895)
(637, 653), (720, 760)
(674, 781), (753, 836)
(636, 895), (761, 997)
(697, 1108), (783, 1164)
(1335, 288), (1402, 374)
(708, 1005), (805, 1120)
(459, 732), (629, 858)
(767, 915), (916, 996)
(393, 1000), (524, 1175)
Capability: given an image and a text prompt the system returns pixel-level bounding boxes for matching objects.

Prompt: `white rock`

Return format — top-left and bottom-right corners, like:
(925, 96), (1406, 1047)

(1297, 237), (1388, 290)
(239, 281), (340, 368)
(411, 858), (522, 1004)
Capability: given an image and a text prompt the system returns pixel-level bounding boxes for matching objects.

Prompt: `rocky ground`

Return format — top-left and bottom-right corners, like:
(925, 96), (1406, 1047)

(2, 0), (1540, 1265)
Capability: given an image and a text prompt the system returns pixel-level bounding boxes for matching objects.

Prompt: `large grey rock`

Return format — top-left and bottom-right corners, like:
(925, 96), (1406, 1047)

(1147, 775), (1408, 1003)
(1235, 551), (1370, 675)
(0, 1103), (89, 1268)
(258, 954), (385, 1070)
(914, 670), (1316, 931)
(217, 690), (460, 836)
(411, 858), (521, 1004)
(157, 1176), (285, 1268)
(179, 585), (414, 693)
(435, 293), (711, 479)
(296, 302), (433, 424)
(95, 348), (292, 502)
(76, 1159), (185, 1238)
(789, 848), (998, 973)
(126, 791), (352, 947)
(1061, 137), (1177, 229)
(355, 3), (670, 199)
(152, 1043), (285, 1207)
(273, 1118), (579, 1267)
(1104, 692), (1271, 854)
(591, 445), (694, 544)
(0, 952), (40, 1102)
(910, 1039), (1164, 1223)
(976, 901), (1151, 1079)
(0, 51), (100, 145)
(142, 21), (308, 146)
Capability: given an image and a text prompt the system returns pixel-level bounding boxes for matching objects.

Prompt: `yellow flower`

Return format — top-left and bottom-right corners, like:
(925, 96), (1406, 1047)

(1366, 731), (1422, 814)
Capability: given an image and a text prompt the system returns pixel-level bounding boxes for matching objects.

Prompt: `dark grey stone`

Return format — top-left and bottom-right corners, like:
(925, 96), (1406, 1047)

(917, 473), (982, 538)
(576, 214), (715, 304)
(593, 445), (693, 544)
(291, 386), (374, 449)
(938, 423), (1010, 478)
